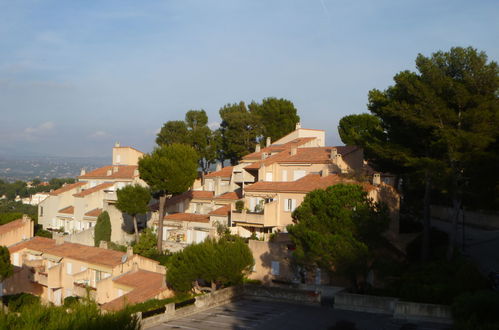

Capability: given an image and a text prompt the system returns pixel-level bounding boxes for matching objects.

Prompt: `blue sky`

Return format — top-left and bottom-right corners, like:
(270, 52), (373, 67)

(1, 0), (497, 157)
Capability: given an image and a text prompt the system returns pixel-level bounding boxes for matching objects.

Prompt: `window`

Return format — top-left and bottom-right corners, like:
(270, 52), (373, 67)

(116, 154), (121, 164)
(271, 261), (280, 276)
(12, 253), (19, 267)
(66, 262), (73, 275)
(281, 170), (288, 182)
(284, 199), (297, 212)
(40, 207), (43, 217)
(265, 172), (273, 181)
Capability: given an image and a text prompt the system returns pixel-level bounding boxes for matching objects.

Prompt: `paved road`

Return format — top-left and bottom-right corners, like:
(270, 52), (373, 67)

(432, 219), (499, 274)
(150, 299), (450, 330)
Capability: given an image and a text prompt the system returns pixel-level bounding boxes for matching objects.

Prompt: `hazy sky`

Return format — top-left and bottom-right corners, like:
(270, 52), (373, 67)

(1, 0), (497, 158)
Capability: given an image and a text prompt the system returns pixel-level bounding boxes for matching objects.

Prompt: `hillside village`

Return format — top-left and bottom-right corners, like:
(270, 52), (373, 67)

(0, 124), (402, 308)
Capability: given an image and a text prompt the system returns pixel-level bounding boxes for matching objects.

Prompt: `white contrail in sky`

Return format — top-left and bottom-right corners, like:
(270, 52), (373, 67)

(320, 0), (331, 20)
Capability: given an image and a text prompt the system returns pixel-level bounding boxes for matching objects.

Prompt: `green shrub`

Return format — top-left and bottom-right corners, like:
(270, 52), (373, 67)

(35, 226), (53, 238)
(235, 200), (244, 212)
(94, 211), (111, 247)
(5, 293), (40, 312)
(107, 242), (128, 252)
(127, 293), (190, 314)
(132, 228), (159, 258)
(63, 296), (80, 307)
(452, 291), (499, 330)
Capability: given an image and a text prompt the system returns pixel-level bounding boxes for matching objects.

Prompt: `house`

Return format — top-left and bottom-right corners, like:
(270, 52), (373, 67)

(3, 236), (171, 308)
(0, 215), (34, 247)
(38, 143), (148, 245)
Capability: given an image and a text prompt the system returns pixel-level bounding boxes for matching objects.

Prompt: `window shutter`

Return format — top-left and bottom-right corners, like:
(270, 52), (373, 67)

(284, 199), (290, 212)
(291, 199), (297, 212)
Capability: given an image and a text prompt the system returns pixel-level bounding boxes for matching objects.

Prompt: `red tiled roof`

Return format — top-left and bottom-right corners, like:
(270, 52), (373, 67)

(58, 206), (74, 214)
(0, 218), (27, 236)
(102, 270), (167, 311)
(44, 242), (127, 267)
(244, 174), (376, 194)
(73, 182), (114, 197)
(209, 205), (230, 217)
(215, 191), (242, 200)
(49, 182), (87, 196)
(84, 208), (103, 217)
(164, 213), (210, 223)
(78, 165), (138, 180)
(277, 146), (359, 164)
(9, 236), (56, 254)
(242, 137), (316, 160)
(205, 166), (233, 178)
(166, 190), (214, 206)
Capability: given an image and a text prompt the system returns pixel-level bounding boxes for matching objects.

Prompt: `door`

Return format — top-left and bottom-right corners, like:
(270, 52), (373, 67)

(53, 289), (62, 306)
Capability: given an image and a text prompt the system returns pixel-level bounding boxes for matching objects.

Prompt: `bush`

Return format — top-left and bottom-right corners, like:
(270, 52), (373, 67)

(35, 225), (52, 238)
(235, 200), (244, 212)
(63, 296), (80, 307)
(132, 228), (159, 258)
(127, 293), (191, 314)
(94, 211), (111, 247)
(4, 293), (40, 312)
(107, 242), (127, 252)
(452, 291), (499, 330)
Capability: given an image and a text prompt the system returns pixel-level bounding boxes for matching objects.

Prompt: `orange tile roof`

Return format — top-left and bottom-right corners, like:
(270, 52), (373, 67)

(102, 270), (167, 311)
(0, 218), (27, 236)
(84, 208), (103, 217)
(209, 205), (230, 216)
(244, 174), (376, 194)
(167, 190), (214, 206)
(78, 165), (138, 180)
(277, 146), (359, 164)
(215, 191), (242, 200)
(9, 236), (56, 254)
(49, 182), (87, 196)
(205, 166), (233, 178)
(242, 137), (316, 160)
(58, 206), (74, 214)
(44, 241), (127, 267)
(73, 182), (114, 197)
(164, 212), (210, 223)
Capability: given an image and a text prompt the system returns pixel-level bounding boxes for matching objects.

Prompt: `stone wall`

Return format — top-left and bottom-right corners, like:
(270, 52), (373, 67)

(54, 227), (94, 247)
(243, 284), (321, 305)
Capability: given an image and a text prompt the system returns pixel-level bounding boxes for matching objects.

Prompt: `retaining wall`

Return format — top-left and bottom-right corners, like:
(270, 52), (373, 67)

(431, 205), (499, 229)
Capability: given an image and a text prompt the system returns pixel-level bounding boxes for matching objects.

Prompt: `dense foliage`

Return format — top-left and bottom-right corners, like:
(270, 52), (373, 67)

(0, 178), (75, 201)
(0, 299), (140, 330)
(166, 237), (254, 292)
(115, 184), (150, 241)
(0, 246), (13, 281)
(94, 211), (111, 247)
(452, 291), (499, 330)
(132, 228), (160, 258)
(287, 184), (389, 290)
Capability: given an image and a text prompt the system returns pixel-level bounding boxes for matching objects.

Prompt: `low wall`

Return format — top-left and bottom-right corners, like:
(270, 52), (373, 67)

(243, 284), (321, 305)
(431, 205), (499, 229)
(56, 228), (94, 247)
(334, 293), (396, 315)
(335, 293), (452, 324)
(394, 301), (452, 324)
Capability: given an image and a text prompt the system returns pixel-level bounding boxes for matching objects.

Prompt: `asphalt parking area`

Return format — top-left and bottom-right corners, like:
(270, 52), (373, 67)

(149, 299), (451, 330)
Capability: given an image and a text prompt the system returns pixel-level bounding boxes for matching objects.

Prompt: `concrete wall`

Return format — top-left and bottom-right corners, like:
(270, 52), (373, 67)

(56, 227), (94, 247)
(0, 217), (33, 247)
(431, 205), (499, 229)
(243, 285), (321, 304)
(335, 293), (452, 324)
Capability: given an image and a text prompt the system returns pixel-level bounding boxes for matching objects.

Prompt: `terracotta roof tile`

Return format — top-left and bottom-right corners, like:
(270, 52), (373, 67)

(102, 270), (167, 311)
(0, 218), (27, 236)
(73, 182), (114, 197)
(215, 191), (242, 200)
(9, 236), (56, 254)
(245, 174), (376, 194)
(58, 206), (74, 214)
(44, 241), (127, 267)
(166, 190), (214, 206)
(242, 137), (316, 160)
(277, 146), (359, 164)
(84, 208), (103, 217)
(49, 182), (87, 196)
(78, 165), (138, 180)
(164, 212), (210, 223)
(205, 166), (233, 178)
(209, 205), (230, 217)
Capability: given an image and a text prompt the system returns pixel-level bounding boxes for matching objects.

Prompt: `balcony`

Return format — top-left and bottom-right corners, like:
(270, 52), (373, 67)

(231, 200), (278, 227)
(33, 270), (48, 286)
(74, 281), (96, 300)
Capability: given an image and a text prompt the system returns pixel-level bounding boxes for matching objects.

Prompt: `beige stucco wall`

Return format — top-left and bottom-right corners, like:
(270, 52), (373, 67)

(0, 218), (33, 247)
(112, 146), (144, 166)
(273, 128), (325, 147)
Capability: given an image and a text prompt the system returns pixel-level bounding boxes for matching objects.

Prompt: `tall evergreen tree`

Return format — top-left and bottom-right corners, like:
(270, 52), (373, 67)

(115, 184), (151, 242)
(94, 211), (111, 247)
(0, 245), (13, 281)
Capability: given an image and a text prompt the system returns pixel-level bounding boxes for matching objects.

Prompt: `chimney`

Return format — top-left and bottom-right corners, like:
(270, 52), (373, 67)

(321, 168), (329, 177)
(99, 241), (108, 249)
(255, 144), (261, 153)
(132, 262), (139, 272)
(261, 152), (268, 160)
(373, 173), (381, 186)
(113, 166), (119, 173)
(216, 162), (222, 172)
(330, 148), (337, 159)
(80, 168), (86, 176)
(106, 169), (112, 176)
(133, 169), (139, 177)
(295, 122), (301, 130)
(22, 214), (30, 223)
(266, 137), (271, 147)
(115, 141), (120, 147)
(291, 147), (297, 156)
(127, 246), (134, 257)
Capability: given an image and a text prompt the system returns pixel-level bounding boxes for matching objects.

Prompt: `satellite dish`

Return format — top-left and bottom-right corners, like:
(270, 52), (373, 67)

(121, 254), (128, 263)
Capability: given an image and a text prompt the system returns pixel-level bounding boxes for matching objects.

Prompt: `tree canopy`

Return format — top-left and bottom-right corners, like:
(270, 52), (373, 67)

(94, 211), (111, 247)
(166, 237), (254, 292)
(287, 184), (389, 290)
(0, 245), (13, 281)
(338, 113), (384, 148)
(115, 184), (151, 242)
